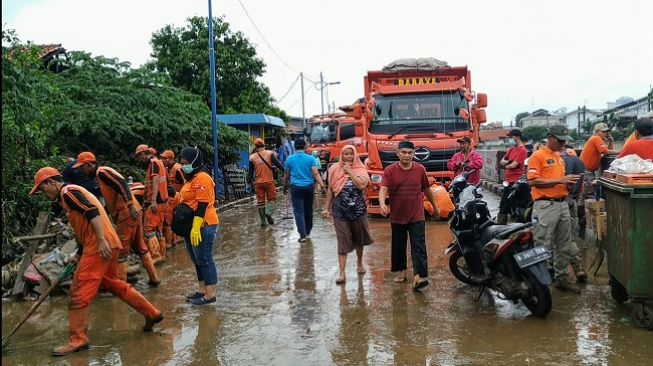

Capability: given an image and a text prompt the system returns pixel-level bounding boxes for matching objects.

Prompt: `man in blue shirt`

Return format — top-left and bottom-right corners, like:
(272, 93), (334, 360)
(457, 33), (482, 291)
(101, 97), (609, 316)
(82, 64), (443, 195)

(283, 139), (325, 242)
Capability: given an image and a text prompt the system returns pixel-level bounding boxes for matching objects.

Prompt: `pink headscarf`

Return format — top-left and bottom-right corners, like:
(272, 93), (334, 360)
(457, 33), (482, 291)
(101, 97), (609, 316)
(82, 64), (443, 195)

(328, 145), (369, 196)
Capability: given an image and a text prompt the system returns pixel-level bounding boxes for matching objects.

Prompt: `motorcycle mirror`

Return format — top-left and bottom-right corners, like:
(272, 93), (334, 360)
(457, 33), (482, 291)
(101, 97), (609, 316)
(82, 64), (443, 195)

(502, 181), (509, 187)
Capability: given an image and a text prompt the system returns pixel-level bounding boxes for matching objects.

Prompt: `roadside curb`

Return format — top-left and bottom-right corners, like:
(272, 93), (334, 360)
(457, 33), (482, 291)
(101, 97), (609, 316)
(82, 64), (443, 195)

(216, 187), (283, 213)
(480, 179), (504, 195)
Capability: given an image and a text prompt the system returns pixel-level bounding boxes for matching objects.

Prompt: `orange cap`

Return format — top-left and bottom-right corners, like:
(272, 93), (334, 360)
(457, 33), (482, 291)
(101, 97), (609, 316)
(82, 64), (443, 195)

(149, 147), (157, 155)
(29, 167), (61, 196)
(134, 144), (150, 156)
(160, 150), (175, 159)
(130, 182), (145, 196)
(254, 138), (265, 146)
(72, 151), (97, 168)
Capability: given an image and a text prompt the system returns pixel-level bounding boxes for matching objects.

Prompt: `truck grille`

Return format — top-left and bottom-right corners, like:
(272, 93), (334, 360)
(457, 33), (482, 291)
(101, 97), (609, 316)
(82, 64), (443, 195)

(379, 148), (458, 171)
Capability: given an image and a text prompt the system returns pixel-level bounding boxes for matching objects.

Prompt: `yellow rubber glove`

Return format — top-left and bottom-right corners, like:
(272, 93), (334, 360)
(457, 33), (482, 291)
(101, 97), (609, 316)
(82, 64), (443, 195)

(190, 216), (204, 247)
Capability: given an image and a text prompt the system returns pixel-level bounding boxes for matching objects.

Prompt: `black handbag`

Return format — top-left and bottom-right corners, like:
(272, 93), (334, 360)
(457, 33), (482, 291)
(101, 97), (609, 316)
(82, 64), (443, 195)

(171, 203), (194, 237)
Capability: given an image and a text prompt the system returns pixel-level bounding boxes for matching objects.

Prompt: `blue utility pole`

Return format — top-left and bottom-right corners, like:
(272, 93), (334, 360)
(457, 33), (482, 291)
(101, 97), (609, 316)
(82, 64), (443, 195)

(208, 0), (220, 198)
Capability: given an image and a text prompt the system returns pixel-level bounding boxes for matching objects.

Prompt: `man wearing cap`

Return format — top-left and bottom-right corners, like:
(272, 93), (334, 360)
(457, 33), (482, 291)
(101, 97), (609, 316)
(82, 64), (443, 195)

(29, 167), (163, 356)
(579, 123), (620, 191)
(61, 154), (102, 199)
(133, 144), (168, 263)
(497, 129), (528, 224)
(618, 117), (653, 160)
(74, 152), (161, 287)
(379, 141), (438, 290)
(447, 136), (484, 185)
(283, 138), (326, 242)
(527, 125), (583, 293)
(249, 138), (284, 226)
(160, 150), (185, 192)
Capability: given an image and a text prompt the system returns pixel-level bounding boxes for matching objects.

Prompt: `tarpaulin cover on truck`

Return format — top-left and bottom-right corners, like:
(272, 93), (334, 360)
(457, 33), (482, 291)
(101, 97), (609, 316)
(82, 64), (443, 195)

(383, 58), (448, 72)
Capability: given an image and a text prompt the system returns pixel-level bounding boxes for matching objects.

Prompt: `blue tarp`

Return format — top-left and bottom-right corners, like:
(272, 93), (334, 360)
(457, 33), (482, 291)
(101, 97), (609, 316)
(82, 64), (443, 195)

(217, 114), (285, 128)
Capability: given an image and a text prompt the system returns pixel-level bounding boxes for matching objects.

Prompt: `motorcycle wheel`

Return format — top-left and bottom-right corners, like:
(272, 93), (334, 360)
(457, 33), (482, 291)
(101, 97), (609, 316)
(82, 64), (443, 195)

(448, 251), (482, 286)
(521, 272), (552, 318)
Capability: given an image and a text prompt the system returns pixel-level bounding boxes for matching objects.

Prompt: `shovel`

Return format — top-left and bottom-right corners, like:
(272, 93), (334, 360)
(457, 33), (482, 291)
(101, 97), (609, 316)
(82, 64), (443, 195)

(2, 263), (76, 351)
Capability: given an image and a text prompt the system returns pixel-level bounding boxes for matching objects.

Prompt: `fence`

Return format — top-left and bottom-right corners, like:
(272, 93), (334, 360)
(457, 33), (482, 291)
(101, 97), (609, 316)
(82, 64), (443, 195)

(476, 150), (507, 183)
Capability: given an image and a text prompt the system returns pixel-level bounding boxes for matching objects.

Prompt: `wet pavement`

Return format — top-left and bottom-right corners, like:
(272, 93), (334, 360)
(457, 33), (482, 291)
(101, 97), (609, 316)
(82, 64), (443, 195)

(2, 192), (652, 365)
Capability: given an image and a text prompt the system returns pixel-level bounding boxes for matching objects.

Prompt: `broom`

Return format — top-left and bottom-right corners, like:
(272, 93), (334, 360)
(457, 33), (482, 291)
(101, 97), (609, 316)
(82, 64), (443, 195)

(2, 263), (76, 351)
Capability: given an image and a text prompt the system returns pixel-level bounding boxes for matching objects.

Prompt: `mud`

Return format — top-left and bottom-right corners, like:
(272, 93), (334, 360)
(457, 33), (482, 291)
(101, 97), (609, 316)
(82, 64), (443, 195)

(2, 193), (652, 365)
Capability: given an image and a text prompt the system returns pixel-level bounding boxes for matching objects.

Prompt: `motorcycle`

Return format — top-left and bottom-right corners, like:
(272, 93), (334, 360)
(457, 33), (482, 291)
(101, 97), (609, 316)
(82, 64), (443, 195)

(444, 171), (553, 318)
(503, 178), (533, 223)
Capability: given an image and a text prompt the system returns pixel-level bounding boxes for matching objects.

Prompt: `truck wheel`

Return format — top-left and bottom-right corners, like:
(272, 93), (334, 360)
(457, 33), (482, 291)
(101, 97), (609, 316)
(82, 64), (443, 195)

(448, 251), (481, 286)
(609, 276), (629, 303)
(632, 303), (653, 330)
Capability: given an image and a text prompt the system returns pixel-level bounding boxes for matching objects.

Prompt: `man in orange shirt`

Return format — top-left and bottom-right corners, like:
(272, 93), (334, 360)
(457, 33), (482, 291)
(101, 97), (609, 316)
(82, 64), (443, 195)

(29, 168), (163, 356)
(579, 123), (620, 189)
(618, 117), (653, 160)
(160, 150), (185, 246)
(527, 125), (583, 293)
(74, 152), (160, 287)
(134, 144), (169, 263)
(248, 138), (284, 226)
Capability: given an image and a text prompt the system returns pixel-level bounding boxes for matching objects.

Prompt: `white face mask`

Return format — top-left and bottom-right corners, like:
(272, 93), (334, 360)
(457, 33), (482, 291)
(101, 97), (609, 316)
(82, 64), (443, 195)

(182, 149), (199, 174)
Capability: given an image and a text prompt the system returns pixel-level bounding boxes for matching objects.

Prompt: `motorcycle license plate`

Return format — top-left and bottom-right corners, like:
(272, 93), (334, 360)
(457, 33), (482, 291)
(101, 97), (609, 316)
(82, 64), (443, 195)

(513, 246), (551, 269)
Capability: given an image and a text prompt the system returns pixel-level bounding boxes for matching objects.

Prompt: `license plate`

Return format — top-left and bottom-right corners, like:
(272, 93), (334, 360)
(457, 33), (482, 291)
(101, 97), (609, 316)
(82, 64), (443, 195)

(513, 246), (551, 268)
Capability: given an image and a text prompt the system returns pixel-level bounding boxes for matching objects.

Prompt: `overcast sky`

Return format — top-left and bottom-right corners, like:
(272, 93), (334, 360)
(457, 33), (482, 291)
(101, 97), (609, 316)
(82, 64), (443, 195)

(4, 0), (652, 124)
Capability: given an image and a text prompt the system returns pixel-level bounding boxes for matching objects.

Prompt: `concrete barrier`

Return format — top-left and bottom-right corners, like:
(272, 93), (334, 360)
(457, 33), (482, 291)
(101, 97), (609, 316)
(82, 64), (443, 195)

(476, 150), (507, 183)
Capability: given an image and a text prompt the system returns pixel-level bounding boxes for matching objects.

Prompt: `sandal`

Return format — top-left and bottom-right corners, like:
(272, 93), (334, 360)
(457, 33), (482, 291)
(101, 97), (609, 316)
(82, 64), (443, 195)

(357, 266), (366, 275)
(185, 291), (204, 302)
(393, 276), (407, 283)
(413, 277), (429, 291)
(190, 296), (217, 306)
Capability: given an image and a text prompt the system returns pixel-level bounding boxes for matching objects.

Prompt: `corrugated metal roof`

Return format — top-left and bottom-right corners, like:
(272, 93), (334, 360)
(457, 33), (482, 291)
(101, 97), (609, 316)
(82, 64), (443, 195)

(217, 114), (286, 128)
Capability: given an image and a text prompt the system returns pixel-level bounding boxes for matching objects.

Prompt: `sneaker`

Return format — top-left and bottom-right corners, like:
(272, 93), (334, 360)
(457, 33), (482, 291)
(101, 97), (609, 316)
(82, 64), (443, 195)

(298, 237), (307, 243)
(185, 291), (204, 301)
(190, 296), (217, 306)
(554, 276), (581, 294)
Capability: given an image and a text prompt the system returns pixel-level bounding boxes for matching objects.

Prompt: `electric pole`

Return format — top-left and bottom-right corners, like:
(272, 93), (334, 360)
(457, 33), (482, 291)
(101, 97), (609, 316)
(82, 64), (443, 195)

(300, 72), (306, 129)
(320, 71), (324, 115)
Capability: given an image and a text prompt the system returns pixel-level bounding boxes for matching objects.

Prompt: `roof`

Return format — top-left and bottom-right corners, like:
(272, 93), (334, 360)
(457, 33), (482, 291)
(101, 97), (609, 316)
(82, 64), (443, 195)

(217, 114), (286, 128)
(480, 129), (515, 142)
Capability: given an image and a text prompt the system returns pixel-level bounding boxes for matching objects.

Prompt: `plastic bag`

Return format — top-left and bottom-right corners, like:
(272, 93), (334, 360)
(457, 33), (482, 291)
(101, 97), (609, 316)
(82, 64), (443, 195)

(609, 154), (653, 174)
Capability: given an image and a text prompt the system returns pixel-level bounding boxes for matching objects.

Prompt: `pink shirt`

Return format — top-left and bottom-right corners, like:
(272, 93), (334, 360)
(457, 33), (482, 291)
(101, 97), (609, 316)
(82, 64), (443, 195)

(447, 150), (484, 185)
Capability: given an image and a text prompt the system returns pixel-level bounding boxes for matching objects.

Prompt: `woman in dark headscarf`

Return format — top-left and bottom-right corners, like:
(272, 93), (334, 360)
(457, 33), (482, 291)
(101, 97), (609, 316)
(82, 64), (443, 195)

(178, 148), (220, 305)
(322, 145), (374, 284)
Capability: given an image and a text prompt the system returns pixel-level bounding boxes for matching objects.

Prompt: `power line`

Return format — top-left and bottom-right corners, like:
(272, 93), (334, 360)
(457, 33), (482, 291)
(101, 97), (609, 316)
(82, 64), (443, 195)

(286, 81), (316, 110)
(275, 74), (300, 105)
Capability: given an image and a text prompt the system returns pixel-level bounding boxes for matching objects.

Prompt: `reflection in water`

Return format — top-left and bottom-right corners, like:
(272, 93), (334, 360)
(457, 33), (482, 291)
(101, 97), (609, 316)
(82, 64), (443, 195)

(331, 277), (370, 365)
(290, 242), (316, 333)
(391, 287), (427, 365)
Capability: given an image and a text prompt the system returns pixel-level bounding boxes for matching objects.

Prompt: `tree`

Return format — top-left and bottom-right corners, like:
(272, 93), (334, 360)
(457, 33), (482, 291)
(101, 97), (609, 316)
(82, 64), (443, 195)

(521, 126), (548, 143)
(149, 16), (288, 122)
(514, 112), (530, 128)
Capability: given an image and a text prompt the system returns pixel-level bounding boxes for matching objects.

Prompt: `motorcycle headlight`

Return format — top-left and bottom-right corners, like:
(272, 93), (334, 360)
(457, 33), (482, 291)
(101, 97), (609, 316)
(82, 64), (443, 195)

(370, 174), (382, 183)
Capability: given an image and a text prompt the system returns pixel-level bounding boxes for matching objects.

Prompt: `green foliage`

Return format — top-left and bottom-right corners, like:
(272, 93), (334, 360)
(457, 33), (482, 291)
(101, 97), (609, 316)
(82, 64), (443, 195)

(149, 16), (289, 122)
(521, 126), (548, 143)
(514, 111), (530, 128)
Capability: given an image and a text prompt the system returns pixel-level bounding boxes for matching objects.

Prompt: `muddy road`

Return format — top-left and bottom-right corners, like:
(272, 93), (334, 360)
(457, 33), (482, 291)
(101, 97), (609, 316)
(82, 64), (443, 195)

(2, 193), (652, 365)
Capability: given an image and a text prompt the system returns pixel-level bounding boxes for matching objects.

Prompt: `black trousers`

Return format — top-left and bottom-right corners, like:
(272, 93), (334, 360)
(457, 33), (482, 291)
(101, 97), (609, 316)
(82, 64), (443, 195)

(498, 183), (514, 215)
(391, 221), (428, 278)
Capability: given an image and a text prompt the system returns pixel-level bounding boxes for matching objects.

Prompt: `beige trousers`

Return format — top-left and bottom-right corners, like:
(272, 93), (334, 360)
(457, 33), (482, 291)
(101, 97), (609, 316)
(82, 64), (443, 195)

(532, 200), (580, 278)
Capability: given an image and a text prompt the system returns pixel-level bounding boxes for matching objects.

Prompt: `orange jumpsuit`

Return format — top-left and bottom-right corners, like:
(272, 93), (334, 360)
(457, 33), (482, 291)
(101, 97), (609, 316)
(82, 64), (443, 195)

(163, 188), (181, 247)
(168, 163), (186, 192)
(423, 184), (455, 220)
(143, 157), (169, 259)
(59, 185), (160, 347)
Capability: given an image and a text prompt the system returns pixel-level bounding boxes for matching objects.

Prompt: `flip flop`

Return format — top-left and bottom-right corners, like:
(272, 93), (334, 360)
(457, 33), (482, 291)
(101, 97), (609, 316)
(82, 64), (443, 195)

(393, 276), (407, 283)
(335, 276), (346, 284)
(357, 267), (366, 275)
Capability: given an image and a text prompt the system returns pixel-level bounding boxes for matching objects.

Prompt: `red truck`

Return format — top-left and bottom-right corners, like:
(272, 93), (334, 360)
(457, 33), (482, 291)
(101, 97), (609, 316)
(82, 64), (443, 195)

(358, 58), (488, 214)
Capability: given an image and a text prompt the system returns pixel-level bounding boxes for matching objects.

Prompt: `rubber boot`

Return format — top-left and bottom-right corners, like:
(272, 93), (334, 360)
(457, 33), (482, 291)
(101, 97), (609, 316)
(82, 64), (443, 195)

(116, 260), (128, 282)
(554, 275), (581, 294)
(496, 213), (508, 225)
(265, 202), (275, 225)
(52, 307), (90, 356)
(572, 261), (588, 283)
(120, 286), (163, 332)
(141, 253), (161, 287)
(145, 235), (163, 265)
(578, 206), (587, 239)
(258, 208), (267, 227)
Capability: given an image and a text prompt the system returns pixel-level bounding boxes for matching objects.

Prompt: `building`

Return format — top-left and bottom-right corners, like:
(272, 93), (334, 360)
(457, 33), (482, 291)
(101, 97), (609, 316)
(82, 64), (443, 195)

(592, 95), (651, 124)
(520, 109), (563, 128)
(560, 107), (603, 132)
(217, 114), (286, 168)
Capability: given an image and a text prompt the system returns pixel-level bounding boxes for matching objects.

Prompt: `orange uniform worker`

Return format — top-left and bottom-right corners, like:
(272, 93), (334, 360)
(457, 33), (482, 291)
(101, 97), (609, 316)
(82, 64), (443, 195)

(423, 183), (455, 220)
(248, 138), (284, 226)
(160, 150), (186, 192)
(74, 152), (160, 286)
(163, 185), (182, 246)
(29, 168), (163, 356)
(134, 144), (169, 262)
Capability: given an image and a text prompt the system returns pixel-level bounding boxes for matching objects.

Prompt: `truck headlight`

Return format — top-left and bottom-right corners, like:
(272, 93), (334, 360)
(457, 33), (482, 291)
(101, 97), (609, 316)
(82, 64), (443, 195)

(370, 174), (382, 183)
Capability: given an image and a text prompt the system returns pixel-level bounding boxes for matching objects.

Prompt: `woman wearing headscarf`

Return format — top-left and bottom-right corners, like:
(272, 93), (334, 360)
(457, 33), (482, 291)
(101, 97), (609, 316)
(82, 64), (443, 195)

(322, 145), (374, 284)
(178, 148), (220, 305)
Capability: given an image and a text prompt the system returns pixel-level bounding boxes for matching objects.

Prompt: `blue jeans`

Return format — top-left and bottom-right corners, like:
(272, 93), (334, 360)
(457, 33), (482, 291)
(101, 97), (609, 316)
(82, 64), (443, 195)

(184, 225), (219, 286)
(290, 185), (314, 237)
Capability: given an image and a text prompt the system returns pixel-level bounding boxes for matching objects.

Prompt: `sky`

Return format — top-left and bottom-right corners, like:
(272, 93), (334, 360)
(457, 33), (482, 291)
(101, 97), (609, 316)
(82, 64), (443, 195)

(4, 0), (652, 125)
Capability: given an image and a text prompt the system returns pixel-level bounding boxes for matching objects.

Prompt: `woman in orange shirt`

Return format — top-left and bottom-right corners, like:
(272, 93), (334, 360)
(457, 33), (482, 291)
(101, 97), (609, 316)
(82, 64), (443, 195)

(178, 148), (220, 305)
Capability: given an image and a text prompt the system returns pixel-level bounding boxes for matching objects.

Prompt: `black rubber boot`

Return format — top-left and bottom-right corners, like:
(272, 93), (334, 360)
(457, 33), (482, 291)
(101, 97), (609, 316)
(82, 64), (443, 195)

(258, 208), (267, 227)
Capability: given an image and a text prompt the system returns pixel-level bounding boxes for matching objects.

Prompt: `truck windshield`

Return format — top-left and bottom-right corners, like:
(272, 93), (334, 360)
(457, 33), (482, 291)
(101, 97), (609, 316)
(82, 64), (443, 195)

(369, 93), (470, 134)
(308, 121), (337, 144)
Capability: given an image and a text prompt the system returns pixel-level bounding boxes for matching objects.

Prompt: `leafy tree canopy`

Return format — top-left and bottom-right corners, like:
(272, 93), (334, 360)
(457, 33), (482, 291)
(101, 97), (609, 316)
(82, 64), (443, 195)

(149, 16), (289, 122)
(521, 126), (548, 143)
(514, 111), (530, 128)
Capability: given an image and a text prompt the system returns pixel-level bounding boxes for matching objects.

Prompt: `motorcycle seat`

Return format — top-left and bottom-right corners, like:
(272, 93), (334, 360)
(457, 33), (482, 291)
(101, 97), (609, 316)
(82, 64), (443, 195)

(480, 222), (527, 244)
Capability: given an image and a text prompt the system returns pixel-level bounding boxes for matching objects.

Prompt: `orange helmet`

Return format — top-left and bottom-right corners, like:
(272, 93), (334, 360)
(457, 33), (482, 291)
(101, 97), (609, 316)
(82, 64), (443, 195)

(72, 151), (97, 168)
(160, 150), (175, 159)
(29, 167), (61, 195)
(134, 144), (150, 156)
(130, 182), (145, 197)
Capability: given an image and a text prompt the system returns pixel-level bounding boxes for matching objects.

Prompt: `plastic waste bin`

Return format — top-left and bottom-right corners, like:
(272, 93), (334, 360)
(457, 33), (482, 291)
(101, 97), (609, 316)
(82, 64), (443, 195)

(599, 177), (653, 330)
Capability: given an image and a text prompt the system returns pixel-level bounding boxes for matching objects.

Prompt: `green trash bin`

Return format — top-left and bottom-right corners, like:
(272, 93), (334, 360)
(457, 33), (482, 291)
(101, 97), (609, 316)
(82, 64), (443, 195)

(598, 177), (653, 330)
